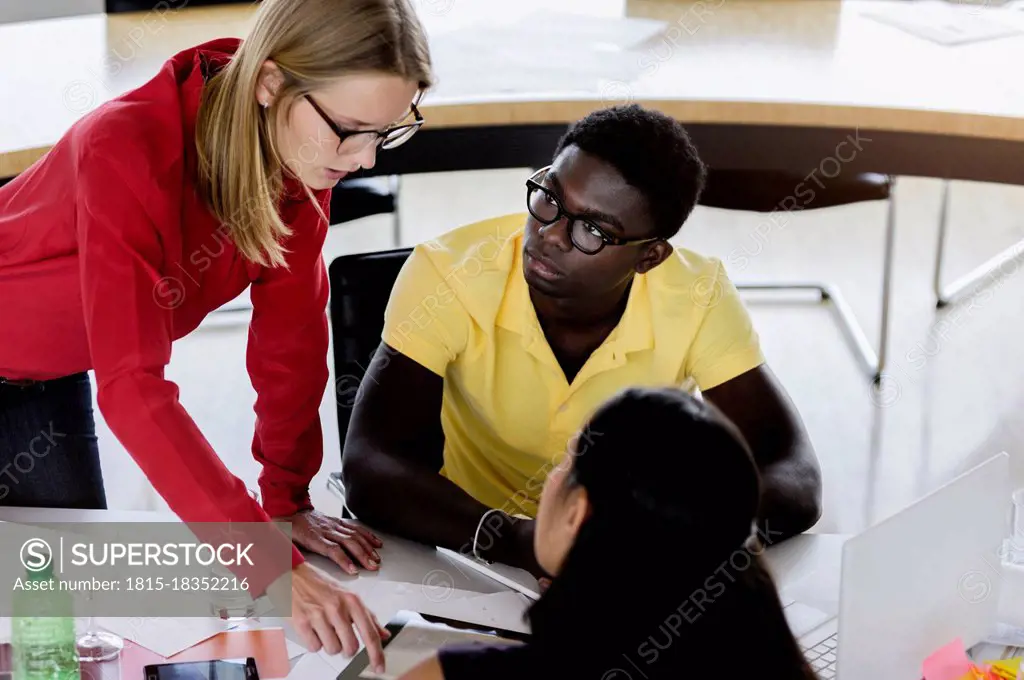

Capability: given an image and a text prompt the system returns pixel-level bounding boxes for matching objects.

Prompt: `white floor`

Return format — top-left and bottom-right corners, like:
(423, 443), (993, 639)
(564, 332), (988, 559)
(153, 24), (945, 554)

(91, 170), (1024, 536)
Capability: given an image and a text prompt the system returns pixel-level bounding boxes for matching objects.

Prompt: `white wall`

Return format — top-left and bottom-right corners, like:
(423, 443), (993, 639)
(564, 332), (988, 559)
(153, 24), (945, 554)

(0, 0), (103, 24)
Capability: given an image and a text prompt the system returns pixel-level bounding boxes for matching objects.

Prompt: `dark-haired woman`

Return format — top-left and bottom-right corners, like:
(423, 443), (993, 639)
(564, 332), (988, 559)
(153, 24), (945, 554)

(399, 387), (818, 680)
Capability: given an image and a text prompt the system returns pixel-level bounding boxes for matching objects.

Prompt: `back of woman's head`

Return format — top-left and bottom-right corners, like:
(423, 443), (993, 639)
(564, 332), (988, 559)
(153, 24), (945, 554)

(572, 386), (760, 550)
(527, 387), (815, 679)
(196, 0), (433, 267)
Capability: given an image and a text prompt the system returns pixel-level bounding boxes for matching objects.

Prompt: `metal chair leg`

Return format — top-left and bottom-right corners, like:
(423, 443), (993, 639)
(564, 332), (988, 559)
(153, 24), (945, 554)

(933, 179), (1024, 307)
(876, 181), (897, 377)
(736, 192), (896, 383)
(390, 175), (402, 249)
(933, 180), (952, 308)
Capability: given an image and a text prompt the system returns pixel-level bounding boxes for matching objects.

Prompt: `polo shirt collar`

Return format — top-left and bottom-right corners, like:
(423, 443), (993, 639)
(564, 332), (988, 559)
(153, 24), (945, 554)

(496, 243), (533, 339)
(497, 239), (655, 363)
(613, 274), (655, 356)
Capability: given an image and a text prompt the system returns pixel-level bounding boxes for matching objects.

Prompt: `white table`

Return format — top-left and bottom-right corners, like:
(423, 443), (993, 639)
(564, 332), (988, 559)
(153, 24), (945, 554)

(0, 503), (845, 678)
(7, 0), (1024, 184)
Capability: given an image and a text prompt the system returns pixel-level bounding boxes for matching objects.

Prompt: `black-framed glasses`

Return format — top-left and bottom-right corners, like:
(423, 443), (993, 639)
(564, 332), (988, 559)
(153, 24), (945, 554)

(525, 166), (661, 255)
(304, 91), (424, 155)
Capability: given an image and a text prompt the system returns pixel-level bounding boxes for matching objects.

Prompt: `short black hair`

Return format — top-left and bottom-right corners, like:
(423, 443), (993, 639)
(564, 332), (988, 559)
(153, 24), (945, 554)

(554, 104), (707, 239)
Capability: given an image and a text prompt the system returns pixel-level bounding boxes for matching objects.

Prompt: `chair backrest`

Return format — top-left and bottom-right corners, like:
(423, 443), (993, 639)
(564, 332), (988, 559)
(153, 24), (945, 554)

(329, 247), (412, 454)
(329, 177), (397, 226)
(698, 169), (891, 212)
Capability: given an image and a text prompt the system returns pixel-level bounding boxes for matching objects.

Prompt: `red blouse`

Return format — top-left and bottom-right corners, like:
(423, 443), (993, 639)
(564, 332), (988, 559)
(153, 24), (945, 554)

(0, 38), (332, 572)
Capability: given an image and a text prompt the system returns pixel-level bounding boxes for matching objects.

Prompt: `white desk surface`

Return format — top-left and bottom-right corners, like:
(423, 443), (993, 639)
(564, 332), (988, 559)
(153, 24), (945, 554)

(5, 0), (1024, 176)
(0, 503), (846, 678)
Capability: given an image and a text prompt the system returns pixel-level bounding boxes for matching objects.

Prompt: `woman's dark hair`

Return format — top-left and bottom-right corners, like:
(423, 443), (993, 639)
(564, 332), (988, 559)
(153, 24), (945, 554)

(526, 387), (817, 679)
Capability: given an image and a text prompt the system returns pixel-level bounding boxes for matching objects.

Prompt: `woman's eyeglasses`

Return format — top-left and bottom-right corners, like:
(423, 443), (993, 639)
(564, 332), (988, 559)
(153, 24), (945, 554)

(525, 166), (661, 255)
(304, 91), (424, 155)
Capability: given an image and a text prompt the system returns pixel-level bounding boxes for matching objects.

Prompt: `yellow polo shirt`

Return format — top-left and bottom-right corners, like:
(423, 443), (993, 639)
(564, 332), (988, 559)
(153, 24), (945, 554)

(381, 213), (765, 517)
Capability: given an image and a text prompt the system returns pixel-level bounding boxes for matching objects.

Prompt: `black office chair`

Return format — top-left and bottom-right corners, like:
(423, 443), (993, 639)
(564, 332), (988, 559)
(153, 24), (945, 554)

(326, 247), (412, 505)
(699, 169), (895, 382)
(328, 176), (402, 247)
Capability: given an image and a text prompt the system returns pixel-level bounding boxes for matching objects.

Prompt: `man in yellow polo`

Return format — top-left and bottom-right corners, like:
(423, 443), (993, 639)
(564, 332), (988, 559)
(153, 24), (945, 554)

(342, 105), (821, 576)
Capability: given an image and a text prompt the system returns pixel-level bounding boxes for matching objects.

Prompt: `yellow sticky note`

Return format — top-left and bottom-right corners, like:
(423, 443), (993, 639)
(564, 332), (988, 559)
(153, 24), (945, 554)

(984, 657), (1020, 680)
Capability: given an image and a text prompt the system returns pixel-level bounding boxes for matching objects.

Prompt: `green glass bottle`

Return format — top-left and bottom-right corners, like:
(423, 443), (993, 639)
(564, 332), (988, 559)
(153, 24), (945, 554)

(12, 561), (80, 680)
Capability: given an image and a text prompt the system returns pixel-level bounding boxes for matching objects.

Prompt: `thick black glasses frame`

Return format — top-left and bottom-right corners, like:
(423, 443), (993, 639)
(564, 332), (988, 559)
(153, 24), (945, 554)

(304, 91), (425, 153)
(525, 166), (661, 255)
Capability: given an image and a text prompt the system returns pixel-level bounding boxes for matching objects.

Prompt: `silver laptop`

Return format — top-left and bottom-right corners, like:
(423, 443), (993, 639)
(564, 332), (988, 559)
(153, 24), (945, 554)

(797, 452), (1010, 679)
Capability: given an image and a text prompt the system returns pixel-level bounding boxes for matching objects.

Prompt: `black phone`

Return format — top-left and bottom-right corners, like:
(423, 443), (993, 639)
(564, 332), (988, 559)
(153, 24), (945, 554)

(144, 658), (259, 680)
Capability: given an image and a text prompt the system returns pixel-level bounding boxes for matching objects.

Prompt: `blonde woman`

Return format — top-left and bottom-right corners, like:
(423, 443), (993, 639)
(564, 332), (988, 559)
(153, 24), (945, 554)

(0, 0), (431, 669)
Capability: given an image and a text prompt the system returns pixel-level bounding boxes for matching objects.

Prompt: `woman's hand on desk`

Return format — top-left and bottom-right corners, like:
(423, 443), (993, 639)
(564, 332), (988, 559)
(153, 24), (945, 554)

(283, 563), (390, 672)
(288, 509), (383, 575)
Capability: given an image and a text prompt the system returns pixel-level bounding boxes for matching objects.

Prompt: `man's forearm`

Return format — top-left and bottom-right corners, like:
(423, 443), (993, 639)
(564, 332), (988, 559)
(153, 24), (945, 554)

(342, 444), (535, 569)
(756, 452), (822, 542)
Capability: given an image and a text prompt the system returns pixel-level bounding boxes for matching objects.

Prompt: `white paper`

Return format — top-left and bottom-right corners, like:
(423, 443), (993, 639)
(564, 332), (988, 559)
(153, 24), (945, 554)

(317, 647), (353, 673)
(417, 591), (532, 634)
(0, 617), (10, 643)
(304, 545), (508, 597)
(285, 637), (306, 660)
(313, 588), (531, 676)
(284, 651), (337, 680)
(93, 616), (236, 657)
(861, 2), (1024, 46)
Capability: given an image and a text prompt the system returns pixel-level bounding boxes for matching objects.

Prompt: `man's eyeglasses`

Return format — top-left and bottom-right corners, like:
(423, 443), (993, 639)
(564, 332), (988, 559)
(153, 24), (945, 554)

(525, 166), (661, 255)
(304, 91), (424, 155)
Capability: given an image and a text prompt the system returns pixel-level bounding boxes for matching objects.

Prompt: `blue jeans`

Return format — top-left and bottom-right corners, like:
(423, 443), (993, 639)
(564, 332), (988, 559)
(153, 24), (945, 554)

(0, 372), (107, 509)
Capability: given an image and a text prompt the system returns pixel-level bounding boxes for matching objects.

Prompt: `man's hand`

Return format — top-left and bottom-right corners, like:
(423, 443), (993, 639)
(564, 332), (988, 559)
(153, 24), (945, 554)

(287, 509), (383, 575)
(270, 563), (390, 672)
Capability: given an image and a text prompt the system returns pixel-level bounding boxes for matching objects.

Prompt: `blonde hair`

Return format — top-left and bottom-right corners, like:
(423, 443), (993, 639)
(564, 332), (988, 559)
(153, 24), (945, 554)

(195, 0), (433, 267)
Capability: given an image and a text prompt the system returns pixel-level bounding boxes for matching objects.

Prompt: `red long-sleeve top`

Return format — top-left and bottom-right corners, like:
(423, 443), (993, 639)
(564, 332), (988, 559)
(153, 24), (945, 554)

(0, 38), (328, 576)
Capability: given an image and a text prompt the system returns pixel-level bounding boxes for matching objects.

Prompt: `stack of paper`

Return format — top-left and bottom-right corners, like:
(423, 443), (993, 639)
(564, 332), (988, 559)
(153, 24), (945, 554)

(95, 616), (236, 657)
(861, 1), (1024, 46)
(285, 652), (337, 680)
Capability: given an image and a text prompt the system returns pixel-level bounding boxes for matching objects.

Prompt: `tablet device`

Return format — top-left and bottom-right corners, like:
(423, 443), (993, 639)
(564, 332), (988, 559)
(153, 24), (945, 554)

(338, 610), (530, 680)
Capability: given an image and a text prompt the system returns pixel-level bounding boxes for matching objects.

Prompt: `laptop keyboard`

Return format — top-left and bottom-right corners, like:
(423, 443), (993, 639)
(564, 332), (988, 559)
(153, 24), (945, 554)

(801, 632), (837, 678)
